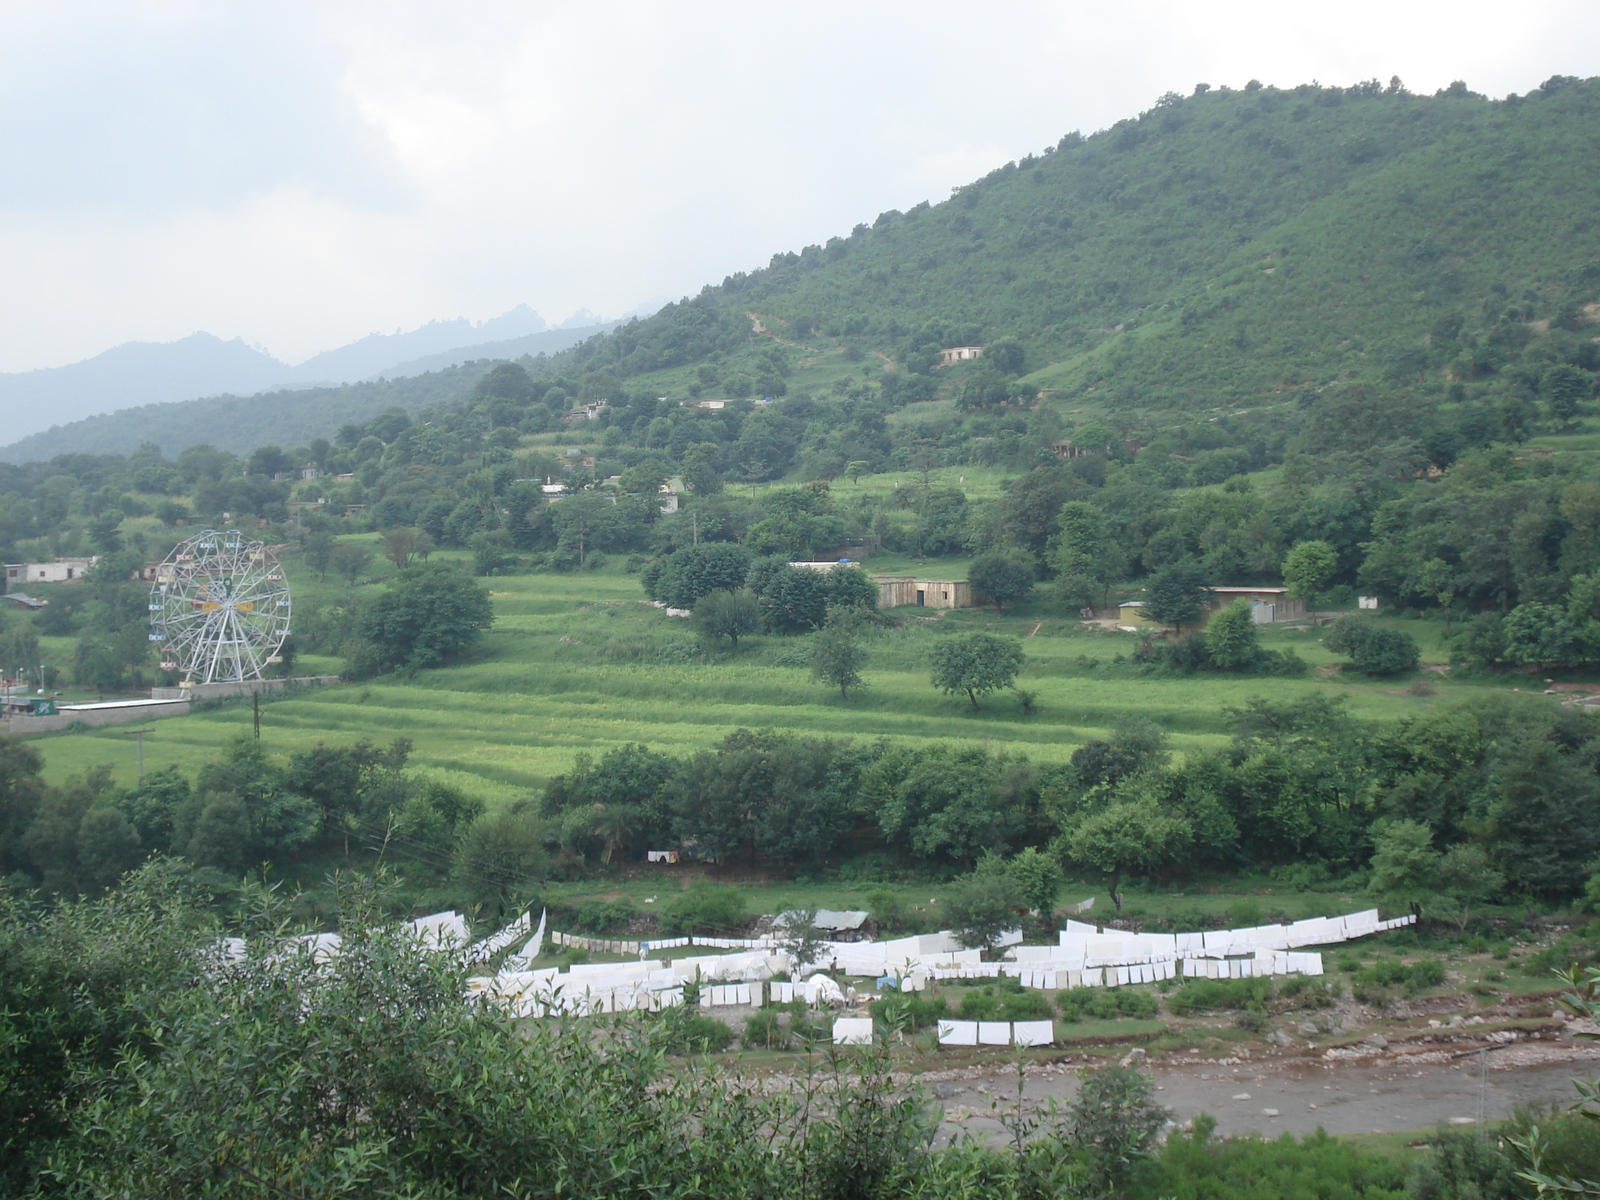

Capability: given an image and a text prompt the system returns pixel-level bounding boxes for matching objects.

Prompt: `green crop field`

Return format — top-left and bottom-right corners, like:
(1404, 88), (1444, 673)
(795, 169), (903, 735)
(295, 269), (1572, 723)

(29, 546), (1522, 808)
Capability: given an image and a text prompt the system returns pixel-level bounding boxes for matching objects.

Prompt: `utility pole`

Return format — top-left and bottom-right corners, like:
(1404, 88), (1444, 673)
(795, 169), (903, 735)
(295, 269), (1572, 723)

(253, 692), (261, 740)
(691, 510), (698, 546)
(121, 727), (154, 782)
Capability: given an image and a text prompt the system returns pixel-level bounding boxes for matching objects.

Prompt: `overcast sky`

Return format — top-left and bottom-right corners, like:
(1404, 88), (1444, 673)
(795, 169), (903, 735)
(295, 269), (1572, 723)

(1, 0), (1597, 374)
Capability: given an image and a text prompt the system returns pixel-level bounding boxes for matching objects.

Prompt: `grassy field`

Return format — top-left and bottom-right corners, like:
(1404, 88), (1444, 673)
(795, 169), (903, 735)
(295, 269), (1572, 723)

(28, 544), (1530, 810)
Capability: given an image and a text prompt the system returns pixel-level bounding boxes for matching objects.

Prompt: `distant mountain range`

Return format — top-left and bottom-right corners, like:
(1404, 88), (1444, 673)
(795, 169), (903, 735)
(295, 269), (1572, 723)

(0, 319), (622, 462)
(0, 306), (633, 460)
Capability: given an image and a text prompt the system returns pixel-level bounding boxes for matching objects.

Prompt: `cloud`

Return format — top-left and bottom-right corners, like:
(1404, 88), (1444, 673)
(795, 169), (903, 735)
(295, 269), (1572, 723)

(0, 0), (1596, 374)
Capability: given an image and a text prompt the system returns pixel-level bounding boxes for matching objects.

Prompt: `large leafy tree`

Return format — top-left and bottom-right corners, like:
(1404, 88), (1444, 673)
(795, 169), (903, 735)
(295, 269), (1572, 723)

(648, 543), (753, 610)
(1143, 561), (1209, 630)
(929, 632), (1025, 711)
(352, 563), (494, 675)
(691, 588), (761, 650)
(968, 548), (1036, 613)
(810, 621), (867, 699)
(1204, 599), (1261, 670)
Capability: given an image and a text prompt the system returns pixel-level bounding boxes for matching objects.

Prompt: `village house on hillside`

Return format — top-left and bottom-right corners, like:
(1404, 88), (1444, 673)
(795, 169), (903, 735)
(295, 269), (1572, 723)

(938, 345), (983, 366)
(1117, 586), (1307, 631)
(4, 557), (98, 592)
(787, 560), (976, 610)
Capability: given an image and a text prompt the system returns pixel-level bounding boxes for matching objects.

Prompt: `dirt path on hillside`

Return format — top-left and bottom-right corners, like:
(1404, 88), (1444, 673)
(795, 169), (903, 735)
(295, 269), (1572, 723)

(926, 1045), (1600, 1143)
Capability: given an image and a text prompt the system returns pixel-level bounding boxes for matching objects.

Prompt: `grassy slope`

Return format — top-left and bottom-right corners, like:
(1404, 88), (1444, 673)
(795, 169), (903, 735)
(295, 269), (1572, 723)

(32, 545), (1522, 803)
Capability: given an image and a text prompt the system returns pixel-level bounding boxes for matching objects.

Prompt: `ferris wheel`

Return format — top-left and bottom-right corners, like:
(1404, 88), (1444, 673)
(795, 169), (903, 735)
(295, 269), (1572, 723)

(148, 530), (291, 684)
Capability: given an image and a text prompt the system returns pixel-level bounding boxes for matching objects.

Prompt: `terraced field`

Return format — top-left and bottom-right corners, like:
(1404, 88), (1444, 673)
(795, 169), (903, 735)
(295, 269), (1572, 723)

(31, 555), (1510, 806)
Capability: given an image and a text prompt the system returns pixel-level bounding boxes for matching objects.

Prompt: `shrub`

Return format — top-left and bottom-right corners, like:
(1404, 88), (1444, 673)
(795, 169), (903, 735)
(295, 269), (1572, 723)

(955, 979), (1053, 1022)
(1168, 977), (1274, 1015)
(742, 1010), (788, 1050)
(672, 1014), (734, 1054)
(868, 993), (950, 1031)
(657, 883), (748, 937)
(1056, 986), (1159, 1022)
(1353, 956), (1445, 995)
(1324, 617), (1420, 675)
(1148, 1118), (1407, 1199)
(573, 898), (636, 934)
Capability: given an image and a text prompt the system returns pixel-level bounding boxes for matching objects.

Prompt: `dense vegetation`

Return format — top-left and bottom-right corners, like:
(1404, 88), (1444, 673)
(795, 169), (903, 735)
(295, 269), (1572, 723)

(5, 75), (1600, 1196)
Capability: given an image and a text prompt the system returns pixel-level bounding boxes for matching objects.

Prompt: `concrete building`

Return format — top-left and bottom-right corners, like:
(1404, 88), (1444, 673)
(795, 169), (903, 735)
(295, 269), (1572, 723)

(4, 557), (98, 593)
(938, 345), (983, 366)
(562, 400), (609, 422)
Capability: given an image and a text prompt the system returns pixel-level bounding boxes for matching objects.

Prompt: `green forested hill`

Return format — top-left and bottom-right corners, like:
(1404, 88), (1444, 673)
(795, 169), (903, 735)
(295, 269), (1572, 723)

(557, 75), (1600, 413)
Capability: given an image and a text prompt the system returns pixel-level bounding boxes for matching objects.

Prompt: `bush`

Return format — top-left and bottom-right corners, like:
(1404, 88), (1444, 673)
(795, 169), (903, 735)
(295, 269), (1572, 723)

(1056, 986), (1159, 1022)
(1324, 617), (1420, 675)
(1147, 1118), (1407, 1199)
(1168, 977), (1274, 1015)
(671, 1014), (734, 1054)
(657, 883), (748, 937)
(956, 979), (1054, 1022)
(868, 993), (950, 1031)
(573, 898), (636, 934)
(1354, 956), (1445, 995)
(742, 1009), (788, 1049)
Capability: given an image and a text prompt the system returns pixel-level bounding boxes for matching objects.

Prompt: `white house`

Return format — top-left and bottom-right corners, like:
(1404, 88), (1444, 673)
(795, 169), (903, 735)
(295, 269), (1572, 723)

(4, 557), (98, 593)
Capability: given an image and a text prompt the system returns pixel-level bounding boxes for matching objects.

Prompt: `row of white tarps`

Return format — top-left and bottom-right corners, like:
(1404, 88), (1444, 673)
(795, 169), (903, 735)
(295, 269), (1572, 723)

(1177, 952), (1324, 979)
(408, 911), (470, 950)
(771, 975), (846, 1006)
(1006, 909), (1412, 976)
(501, 909), (547, 971)
(937, 1020), (1054, 1047)
(467, 909), (535, 964)
(700, 984), (755, 1008)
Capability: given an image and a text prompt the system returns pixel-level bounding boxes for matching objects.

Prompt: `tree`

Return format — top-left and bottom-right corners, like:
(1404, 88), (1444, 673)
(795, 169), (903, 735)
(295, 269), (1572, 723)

(1070, 1064), (1171, 1195)
(691, 588), (760, 650)
(844, 461), (871, 483)
(754, 564), (829, 634)
(1204, 599), (1261, 670)
(929, 632), (1025, 711)
(329, 542), (373, 586)
(452, 805), (549, 904)
(301, 528), (335, 580)
(1064, 794), (1191, 910)
(1050, 501), (1115, 608)
(1324, 617), (1420, 675)
(0, 619), (41, 682)
(1367, 819), (1439, 919)
(352, 564), (494, 674)
(651, 543), (753, 610)
(968, 549), (1036, 613)
(811, 620), (867, 699)
(383, 526), (433, 569)
(1143, 561), (1209, 630)
(1416, 557), (1458, 633)
(1540, 363), (1595, 425)
(1282, 540), (1338, 610)
(1502, 602), (1583, 668)
(824, 564), (878, 611)
(773, 906), (829, 971)
(1432, 843), (1505, 932)
(75, 807), (142, 891)
(944, 869), (1022, 951)
(1007, 846), (1064, 922)
(680, 442), (724, 495)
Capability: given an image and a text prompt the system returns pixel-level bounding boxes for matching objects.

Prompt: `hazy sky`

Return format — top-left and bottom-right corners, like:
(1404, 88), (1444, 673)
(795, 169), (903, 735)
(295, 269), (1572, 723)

(1, 0), (1598, 373)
